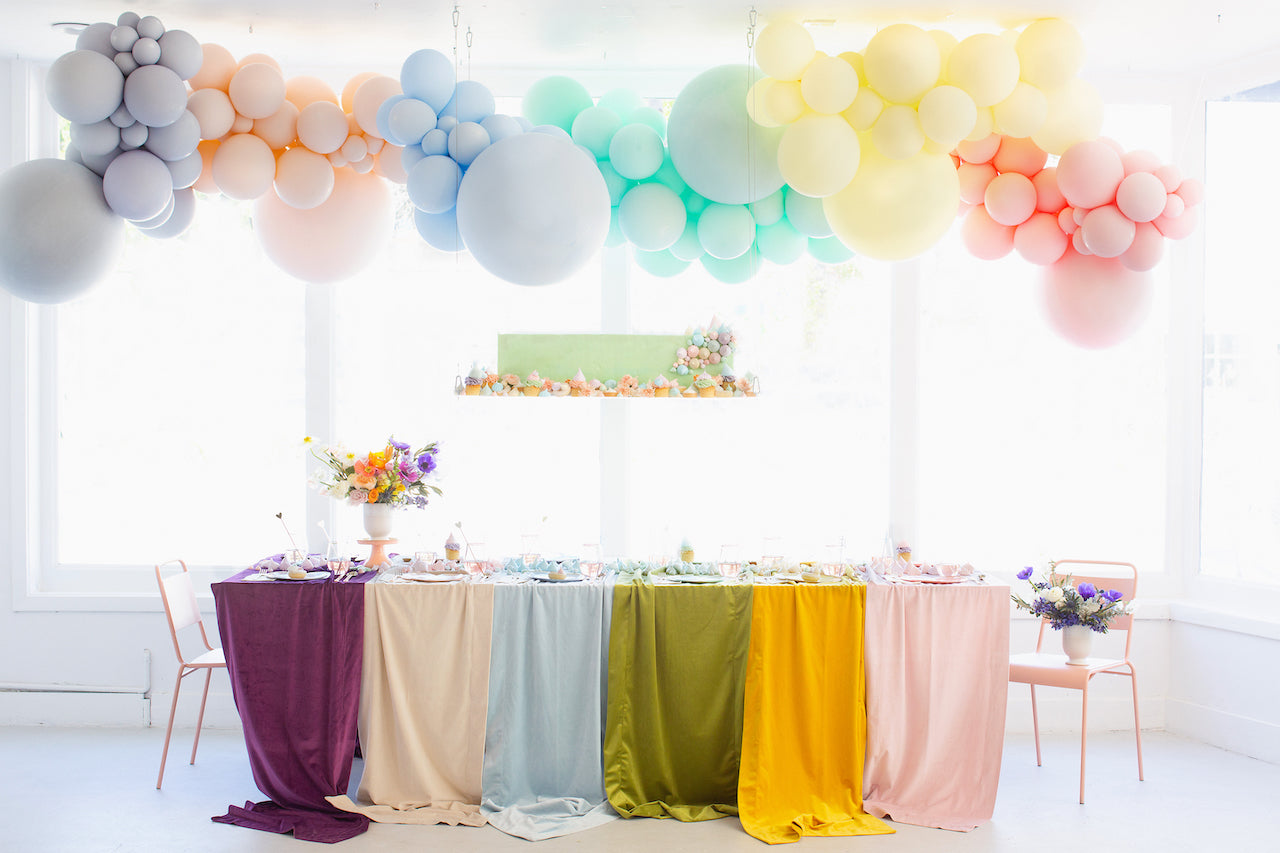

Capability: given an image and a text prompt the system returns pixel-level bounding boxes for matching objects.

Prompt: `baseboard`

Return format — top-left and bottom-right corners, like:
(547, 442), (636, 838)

(0, 689), (241, 729)
(1005, 687), (1164, 735)
(1166, 698), (1280, 765)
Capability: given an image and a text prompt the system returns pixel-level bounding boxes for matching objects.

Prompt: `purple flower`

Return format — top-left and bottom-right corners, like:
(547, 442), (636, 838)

(398, 457), (422, 483)
(1104, 588), (1124, 602)
(1077, 582), (1097, 599)
(417, 451), (437, 475)
(1017, 567), (1034, 581)
(388, 437), (410, 451)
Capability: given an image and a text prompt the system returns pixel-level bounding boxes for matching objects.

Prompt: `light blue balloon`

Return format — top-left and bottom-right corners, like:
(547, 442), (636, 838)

(376, 94), (406, 143)
(683, 190), (709, 219)
(697, 203), (755, 260)
(756, 218), (807, 265)
(400, 49), (456, 113)
(669, 222), (704, 261)
(597, 88), (643, 119)
(401, 142), (427, 172)
(596, 160), (631, 207)
(808, 234), (855, 264)
(448, 121), (491, 166)
(628, 106), (666, 139)
(651, 154), (687, 196)
(407, 155), (463, 214)
(414, 206), (465, 252)
(531, 124), (571, 141)
(784, 186), (833, 238)
(749, 188), (785, 227)
(701, 250), (763, 283)
(388, 98), (437, 148)
(443, 80), (495, 123)
(608, 123), (664, 180)
(571, 106), (623, 160)
(617, 182), (686, 252)
(437, 114), (459, 135)
(420, 127), (449, 156)
(676, 364), (690, 375)
(634, 248), (690, 277)
(480, 114), (523, 144)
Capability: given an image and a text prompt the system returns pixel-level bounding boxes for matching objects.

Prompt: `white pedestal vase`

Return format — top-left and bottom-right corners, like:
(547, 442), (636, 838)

(1061, 624), (1094, 664)
(362, 503), (395, 539)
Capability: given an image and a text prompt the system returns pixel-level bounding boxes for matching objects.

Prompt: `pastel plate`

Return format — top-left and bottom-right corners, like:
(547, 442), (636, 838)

(265, 570), (329, 581)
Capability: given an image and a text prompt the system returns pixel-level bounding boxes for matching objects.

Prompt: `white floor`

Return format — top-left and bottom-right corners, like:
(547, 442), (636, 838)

(2, 726), (1274, 852)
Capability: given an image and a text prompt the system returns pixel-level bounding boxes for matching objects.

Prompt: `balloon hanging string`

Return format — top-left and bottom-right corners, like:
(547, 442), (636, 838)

(746, 7), (758, 268)
(452, 3), (461, 257)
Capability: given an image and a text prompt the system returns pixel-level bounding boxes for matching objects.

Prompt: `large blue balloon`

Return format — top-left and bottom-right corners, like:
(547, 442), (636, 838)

(407, 155), (463, 214)
(414, 207), (464, 253)
(667, 65), (784, 205)
(400, 49), (455, 113)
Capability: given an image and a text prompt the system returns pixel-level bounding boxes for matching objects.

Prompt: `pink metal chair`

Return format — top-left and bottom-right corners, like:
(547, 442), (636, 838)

(155, 559), (226, 789)
(1008, 559), (1144, 803)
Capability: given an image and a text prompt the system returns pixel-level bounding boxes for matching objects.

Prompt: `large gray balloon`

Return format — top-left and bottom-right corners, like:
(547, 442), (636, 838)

(102, 149), (172, 220)
(0, 159), (124, 304)
(123, 64), (187, 128)
(75, 22), (116, 57)
(46, 50), (125, 125)
(156, 29), (203, 81)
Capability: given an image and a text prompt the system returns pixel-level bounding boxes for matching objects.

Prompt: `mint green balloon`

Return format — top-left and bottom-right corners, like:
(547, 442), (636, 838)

(598, 88), (643, 118)
(669, 222), (705, 261)
(628, 106), (666, 139)
(571, 106), (622, 159)
(522, 76), (593, 133)
(651, 153), (687, 196)
(618, 182), (686, 251)
(596, 160), (631, 206)
(683, 190), (709, 219)
(756, 219), (807, 265)
(634, 247), (690, 277)
(749, 189), (785, 227)
(784, 185), (833, 238)
(701, 249), (762, 283)
(608, 123), (664, 180)
(697, 203), (756, 260)
(808, 234), (855, 263)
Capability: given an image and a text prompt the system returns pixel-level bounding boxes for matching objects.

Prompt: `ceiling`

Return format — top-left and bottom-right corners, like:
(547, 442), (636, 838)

(1, 1), (1278, 95)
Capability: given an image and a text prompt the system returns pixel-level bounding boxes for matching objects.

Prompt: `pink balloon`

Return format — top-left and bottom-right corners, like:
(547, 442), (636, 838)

(991, 135), (1048, 177)
(984, 172), (1037, 226)
(1153, 205), (1199, 240)
(1176, 177), (1205, 206)
(1032, 166), (1066, 213)
(1115, 171), (1167, 223)
(228, 62), (286, 120)
(956, 133), (1000, 165)
(252, 100), (299, 150)
(1120, 221), (1165, 272)
(1056, 140), (1124, 209)
(1153, 163), (1182, 192)
(297, 100), (348, 154)
(1121, 149), (1162, 176)
(211, 132), (276, 199)
(1097, 136), (1125, 155)
(1072, 206), (1087, 226)
(961, 205), (1014, 260)
(1162, 193), (1185, 219)
(253, 168), (394, 283)
(1080, 204), (1136, 258)
(187, 88), (235, 140)
(1041, 248), (1153, 349)
(1014, 211), (1069, 265)
(273, 147), (335, 209)
(1071, 228), (1091, 255)
(1058, 207), (1077, 235)
(957, 162), (997, 205)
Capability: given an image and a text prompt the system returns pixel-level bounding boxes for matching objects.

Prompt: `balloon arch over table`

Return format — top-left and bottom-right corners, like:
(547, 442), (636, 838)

(0, 11), (1202, 349)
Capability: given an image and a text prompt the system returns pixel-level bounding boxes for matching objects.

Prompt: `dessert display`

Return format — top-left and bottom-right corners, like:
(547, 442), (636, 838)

(680, 538), (695, 563)
(445, 533), (461, 562)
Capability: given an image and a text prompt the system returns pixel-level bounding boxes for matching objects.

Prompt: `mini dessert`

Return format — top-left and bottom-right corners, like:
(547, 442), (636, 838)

(550, 381), (571, 397)
(715, 384), (733, 398)
(896, 542), (912, 563)
(602, 379), (619, 397)
(651, 375), (671, 397)
(479, 383), (493, 396)
(288, 562), (307, 580)
(522, 371), (543, 396)
(547, 564), (567, 580)
(681, 384), (697, 398)
(680, 538), (695, 563)
(693, 373), (717, 397)
(568, 368), (588, 396)
(484, 372), (501, 389)
(445, 533), (461, 562)
(464, 364), (485, 395)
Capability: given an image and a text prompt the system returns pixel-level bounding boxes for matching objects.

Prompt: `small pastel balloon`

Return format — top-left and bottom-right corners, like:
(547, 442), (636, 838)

(130, 193), (174, 227)
(522, 76), (593, 133)
(571, 105), (623, 159)
(746, 78), (782, 128)
(1058, 207), (1077, 235)
(480, 114), (524, 144)
(448, 121), (491, 166)
(144, 109), (200, 161)
(965, 106), (995, 142)
(297, 100), (349, 154)
(598, 89), (643, 118)
(956, 133), (1000, 164)
(801, 53), (859, 114)
(237, 53), (281, 72)
(188, 43), (236, 92)
(1153, 205), (1199, 240)
(252, 101), (299, 151)
(132, 37), (161, 66)
(777, 114), (861, 197)
(1153, 163), (1183, 193)
(187, 87), (236, 139)
(386, 97), (436, 146)
(984, 172), (1037, 226)
(628, 106), (667, 138)
(763, 80), (807, 126)
(755, 218), (807, 265)
(634, 248), (691, 278)
(421, 127), (449, 156)
(1115, 171), (1168, 223)
(1119, 221), (1165, 272)
(784, 185), (833, 238)
(1016, 18), (1085, 90)
(119, 122), (148, 150)
(754, 20), (816, 81)
(1031, 78), (1104, 155)
(139, 186), (197, 239)
(946, 33), (1020, 107)
(958, 162), (998, 205)
(807, 234), (855, 263)
(651, 154), (687, 196)
(1013, 211), (1069, 265)
(961, 205), (1015, 260)
(437, 114), (459, 135)
(353, 75), (403, 137)
(1163, 193), (1185, 219)
(117, 53), (140, 76)
(443, 80), (496, 124)
(928, 30), (958, 69)
(400, 48), (456, 113)
(749, 188), (785, 227)
(871, 104), (925, 160)
(70, 120), (121, 158)
(231, 113), (254, 134)
(1120, 149), (1163, 176)
(596, 160), (630, 206)
(1081, 204), (1136, 258)
(993, 82), (1048, 138)
(618, 182), (686, 251)
(1056, 139), (1125, 209)
(166, 149), (203, 189)
(156, 30), (203, 81)
(75, 22), (116, 57)
(374, 144), (409, 184)
(102, 149), (173, 220)
(407, 154), (463, 214)
(211, 132), (276, 200)
(863, 24), (940, 105)
(1032, 166), (1066, 213)
(46, 50), (125, 125)
(110, 25), (139, 53)
(991, 135), (1048, 177)
(918, 85), (978, 150)
(697, 203), (756, 260)
(1176, 177), (1205, 206)
(1041, 248), (1152, 349)
(664, 222), (701, 261)
(609, 123), (664, 180)
(341, 135), (368, 163)
(842, 87), (884, 131)
(227, 62), (287, 120)
(701, 250), (763, 283)
(341, 72), (379, 114)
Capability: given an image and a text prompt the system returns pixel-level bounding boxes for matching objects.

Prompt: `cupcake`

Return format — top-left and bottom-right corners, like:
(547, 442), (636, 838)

(896, 542), (912, 563)
(680, 384), (697, 398)
(568, 368), (588, 397)
(550, 381), (571, 397)
(602, 379), (619, 397)
(445, 533), (461, 562)
(693, 373), (717, 397)
(464, 364), (485, 396)
(521, 371), (543, 396)
(680, 538), (695, 563)
(652, 375), (671, 397)
(715, 384), (733, 398)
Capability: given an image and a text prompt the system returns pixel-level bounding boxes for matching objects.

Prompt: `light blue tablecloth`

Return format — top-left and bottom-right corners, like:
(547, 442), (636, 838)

(481, 579), (618, 840)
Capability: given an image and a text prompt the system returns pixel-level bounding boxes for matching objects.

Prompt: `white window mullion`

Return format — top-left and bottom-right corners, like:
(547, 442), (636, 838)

(304, 284), (336, 555)
(599, 246), (630, 559)
(889, 259), (920, 554)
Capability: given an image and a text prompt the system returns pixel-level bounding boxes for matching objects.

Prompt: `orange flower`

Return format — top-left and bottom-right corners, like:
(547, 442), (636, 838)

(367, 488), (381, 502)
(368, 450), (389, 469)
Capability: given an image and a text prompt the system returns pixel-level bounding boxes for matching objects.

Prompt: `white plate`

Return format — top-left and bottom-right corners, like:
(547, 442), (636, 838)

(895, 574), (968, 584)
(265, 570), (329, 581)
(402, 572), (467, 583)
(661, 574), (722, 584)
(530, 573), (586, 583)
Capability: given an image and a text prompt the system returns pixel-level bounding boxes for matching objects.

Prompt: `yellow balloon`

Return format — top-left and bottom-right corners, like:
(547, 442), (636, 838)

(777, 114), (861, 198)
(863, 24), (940, 105)
(871, 104), (924, 160)
(1031, 78), (1103, 155)
(918, 85), (977, 150)
(946, 33), (1020, 107)
(754, 20), (815, 82)
(800, 53), (859, 115)
(764, 79), (807, 125)
(928, 30), (958, 69)
(1016, 18), (1085, 90)
(838, 52), (865, 84)
(843, 87), (883, 131)
(823, 138), (960, 260)
(966, 106), (995, 141)
(993, 81), (1048, 138)
(746, 78), (782, 128)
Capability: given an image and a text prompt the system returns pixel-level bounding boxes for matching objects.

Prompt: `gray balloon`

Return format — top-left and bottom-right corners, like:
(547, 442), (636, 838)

(119, 122), (149, 149)
(131, 192), (174, 227)
(123, 64), (187, 128)
(108, 103), (136, 128)
(102, 149), (172, 220)
(165, 150), (203, 190)
(79, 147), (121, 177)
(138, 187), (196, 239)
(69, 120), (120, 157)
(75, 22), (116, 57)
(114, 52), (139, 77)
(0, 159), (124, 304)
(46, 50), (124, 124)
(144, 110), (199, 161)
(157, 29), (203, 81)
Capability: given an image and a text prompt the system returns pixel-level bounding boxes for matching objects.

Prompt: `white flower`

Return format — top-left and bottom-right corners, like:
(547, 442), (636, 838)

(1082, 598), (1102, 615)
(1044, 586), (1065, 603)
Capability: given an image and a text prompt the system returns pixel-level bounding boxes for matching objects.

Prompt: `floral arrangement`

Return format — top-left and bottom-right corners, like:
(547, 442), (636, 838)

(1012, 564), (1132, 633)
(307, 437), (441, 507)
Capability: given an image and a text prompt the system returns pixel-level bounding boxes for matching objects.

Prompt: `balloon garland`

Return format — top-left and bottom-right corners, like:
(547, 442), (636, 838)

(0, 11), (1205, 348)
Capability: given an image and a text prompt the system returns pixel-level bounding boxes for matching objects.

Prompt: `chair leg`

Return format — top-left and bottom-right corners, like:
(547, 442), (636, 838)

(1029, 684), (1042, 767)
(190, 668), (213, 766)
(157, 664), (187, 789)
(1079, 682), (1090, 804)
(1130, 669), (1145, 782)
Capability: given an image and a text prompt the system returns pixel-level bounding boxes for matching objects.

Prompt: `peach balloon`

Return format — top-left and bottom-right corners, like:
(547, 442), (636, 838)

(1056, 139), (1124, 209)
(1014, 211), (1068, 265)
(1121, 149), (1162, 176)
(236, 53), (282, 72)
(297, 101), (349, 154)
(193, 139), (219, 194)
(341, 72), (379, 114)
(1153, 205), (1199, 240)
(187, 87), (235, 140)
(188, 43), (236, 91)
(1120, 221), (1165, 272)
(273, 147), (335, 209)
(1080, 204), (1135, 258)
(374, 144), (408, 183)
(253, 100), (299, 150)
(984, 172), (1037, 226)
(353, 74), (402, 138)
(1071, 228), (1091, 256)
(1041, 248), (1153, 349)
(956, 133), (1000, 164)
(229, 63), (286, 120)
(957, 162), (997, 205)
(253, 167), (394, 283)
(1057, 207), (1077, 235)
(211, 132), (276, 199)
(286, 75), (339, 109)
(961, 205), (1014, 259)
(991, 135), (1048, 177)
(1033, 166), (1066, 212)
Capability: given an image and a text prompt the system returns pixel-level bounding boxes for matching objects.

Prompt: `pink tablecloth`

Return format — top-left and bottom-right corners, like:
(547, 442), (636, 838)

(862, 583), (1009, 831)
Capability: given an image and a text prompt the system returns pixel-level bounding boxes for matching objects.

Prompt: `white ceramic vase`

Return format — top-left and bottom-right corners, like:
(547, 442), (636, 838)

(1061, 624), (1094, 665)
(362, 502), (395, 539)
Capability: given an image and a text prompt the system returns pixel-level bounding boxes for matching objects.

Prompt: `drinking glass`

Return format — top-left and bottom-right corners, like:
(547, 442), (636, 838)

(326, 542), (342, 575)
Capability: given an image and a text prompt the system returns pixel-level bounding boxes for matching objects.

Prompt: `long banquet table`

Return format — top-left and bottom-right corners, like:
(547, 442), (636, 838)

(211, 566), (1008, 845)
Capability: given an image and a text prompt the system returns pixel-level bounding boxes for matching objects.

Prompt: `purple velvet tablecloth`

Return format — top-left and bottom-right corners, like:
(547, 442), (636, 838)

(211, 565), (375, 843)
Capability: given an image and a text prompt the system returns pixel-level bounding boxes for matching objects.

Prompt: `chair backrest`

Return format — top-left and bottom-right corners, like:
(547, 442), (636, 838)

(1034, 559), (1138, 660)
(155, 559), (214, 663)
